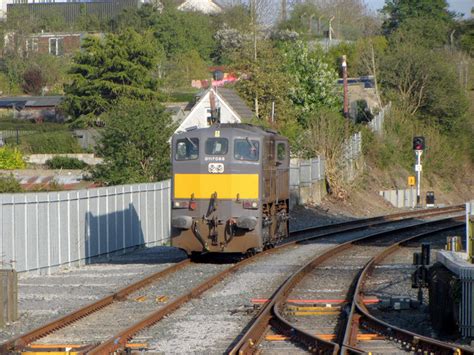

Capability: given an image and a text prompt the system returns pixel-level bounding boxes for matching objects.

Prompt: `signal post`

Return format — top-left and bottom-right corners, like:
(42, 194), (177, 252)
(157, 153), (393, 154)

(413, 136), (425, 207)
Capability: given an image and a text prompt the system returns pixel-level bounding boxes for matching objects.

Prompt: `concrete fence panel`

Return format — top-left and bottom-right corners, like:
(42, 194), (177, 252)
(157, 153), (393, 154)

(0, 181), (171, 274)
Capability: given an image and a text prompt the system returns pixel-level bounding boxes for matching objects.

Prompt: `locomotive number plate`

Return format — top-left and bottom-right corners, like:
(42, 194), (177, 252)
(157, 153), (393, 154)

(208, 163), (224, 173)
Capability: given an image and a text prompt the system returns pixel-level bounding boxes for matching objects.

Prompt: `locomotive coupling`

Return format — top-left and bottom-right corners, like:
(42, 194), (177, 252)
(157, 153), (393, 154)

(236, 216), (257, 230)
(171, 216), (193, 230)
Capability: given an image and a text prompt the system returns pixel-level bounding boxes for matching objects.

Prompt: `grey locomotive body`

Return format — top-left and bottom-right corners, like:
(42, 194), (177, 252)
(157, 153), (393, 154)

(171, 124), (289, 255)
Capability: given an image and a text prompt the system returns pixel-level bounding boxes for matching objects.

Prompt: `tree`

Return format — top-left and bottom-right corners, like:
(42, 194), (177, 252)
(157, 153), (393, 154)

(92, 98), (175, 185)
(165, 50), (209, 88)
(352, 36), (388, 106)
(63, 30), (162, 125)
(382, 0), (454, 35)
(381, 39), (467, 131)
(278, 2), (321, 37)
(282, 41), (340, 125)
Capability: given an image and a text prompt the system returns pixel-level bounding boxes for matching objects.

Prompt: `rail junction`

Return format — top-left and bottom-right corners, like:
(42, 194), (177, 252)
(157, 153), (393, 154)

(1, 205), (471, 354)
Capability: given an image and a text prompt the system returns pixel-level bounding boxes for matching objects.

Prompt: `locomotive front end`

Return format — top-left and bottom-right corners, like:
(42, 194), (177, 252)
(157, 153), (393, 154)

(171, 126), (263, 255)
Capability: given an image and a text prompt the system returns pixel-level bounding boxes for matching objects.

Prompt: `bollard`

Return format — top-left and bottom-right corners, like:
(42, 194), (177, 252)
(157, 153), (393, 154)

(0, 269), (18, 327)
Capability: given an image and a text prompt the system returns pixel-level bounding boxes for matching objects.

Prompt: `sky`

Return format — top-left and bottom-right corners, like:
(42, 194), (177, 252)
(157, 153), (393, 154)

(366, 0), (473, 18)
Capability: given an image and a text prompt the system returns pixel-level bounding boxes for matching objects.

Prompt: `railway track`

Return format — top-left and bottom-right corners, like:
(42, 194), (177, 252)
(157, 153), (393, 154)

(0, 205), (464, 354)
(229, 215), (470, 355)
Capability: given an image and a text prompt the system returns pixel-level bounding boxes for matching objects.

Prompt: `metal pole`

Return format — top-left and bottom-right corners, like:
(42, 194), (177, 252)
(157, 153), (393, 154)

(271, 101), (275, 123)
(416, 150), (422, 207)
(342, 55), (349, 119)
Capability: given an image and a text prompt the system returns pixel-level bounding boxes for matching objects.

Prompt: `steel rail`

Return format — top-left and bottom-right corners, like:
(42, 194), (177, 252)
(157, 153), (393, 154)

(229, 216), (465, 355)
(0, 205), (463, 353)
(90, 208), (464, 354)
(0, 259), (191, 353)
(342, 220), (473, 355)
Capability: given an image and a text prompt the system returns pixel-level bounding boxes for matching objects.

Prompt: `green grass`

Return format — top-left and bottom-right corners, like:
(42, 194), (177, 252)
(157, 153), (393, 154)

(166, 89), (199, 103)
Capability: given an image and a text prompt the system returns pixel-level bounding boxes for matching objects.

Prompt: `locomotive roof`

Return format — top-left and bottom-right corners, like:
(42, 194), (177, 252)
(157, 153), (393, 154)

(175, 123), (287, 140)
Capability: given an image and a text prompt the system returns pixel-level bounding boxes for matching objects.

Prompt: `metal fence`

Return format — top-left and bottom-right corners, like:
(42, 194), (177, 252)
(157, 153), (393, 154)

(369, 102), (391, 134)
(0, 181), (171, 274)
(290, 156), (325, 187)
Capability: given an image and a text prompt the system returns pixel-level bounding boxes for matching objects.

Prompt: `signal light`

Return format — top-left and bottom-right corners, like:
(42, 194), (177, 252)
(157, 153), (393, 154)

(413, 136), (425, 151)
(242, 200), (259, 209)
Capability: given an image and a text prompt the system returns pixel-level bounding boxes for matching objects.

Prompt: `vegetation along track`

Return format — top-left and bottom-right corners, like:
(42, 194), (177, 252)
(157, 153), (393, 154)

(0, 205), (463, 354)
(229, 213), (469, 355)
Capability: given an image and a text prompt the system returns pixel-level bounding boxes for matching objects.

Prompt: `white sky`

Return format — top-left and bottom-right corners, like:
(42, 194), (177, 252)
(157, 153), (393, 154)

(366, 0), (473, 18)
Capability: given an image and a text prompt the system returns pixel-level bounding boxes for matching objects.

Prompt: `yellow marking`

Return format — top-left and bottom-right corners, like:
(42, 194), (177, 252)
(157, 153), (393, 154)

(174, 174), (259, 199)
(214, 130), (220, 137)
(135, 295), (147, 302)
(287, 306), (341, 311)
(156, 295), (169, 303)
(408, 176), (415, 186)
(22, 352), (79, 355)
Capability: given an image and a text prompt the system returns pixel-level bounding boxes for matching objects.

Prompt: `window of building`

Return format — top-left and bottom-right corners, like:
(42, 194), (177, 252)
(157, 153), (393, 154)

(25, 38), (38, 53)
(205, 138), (228, 155)
(49, 38), (64, 56)
(175, 138), (199, 160)
(234, 138), (259, 161)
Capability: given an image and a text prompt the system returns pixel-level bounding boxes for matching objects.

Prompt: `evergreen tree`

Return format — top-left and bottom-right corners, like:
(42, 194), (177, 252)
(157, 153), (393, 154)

(92, 98), (175, 185)
(63, 29), (162, 126)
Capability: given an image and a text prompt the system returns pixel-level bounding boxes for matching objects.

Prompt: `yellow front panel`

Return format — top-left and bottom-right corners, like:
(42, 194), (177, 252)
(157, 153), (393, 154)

(174, 174), (259, 199)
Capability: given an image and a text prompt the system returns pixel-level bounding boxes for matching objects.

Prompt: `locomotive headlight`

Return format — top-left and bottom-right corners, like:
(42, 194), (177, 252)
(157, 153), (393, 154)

(173, 201), (189, 209)
(243, 200), (259, 209)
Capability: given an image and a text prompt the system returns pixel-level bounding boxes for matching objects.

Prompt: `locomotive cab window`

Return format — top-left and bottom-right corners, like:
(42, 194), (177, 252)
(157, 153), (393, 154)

(234, 138), (259, 161)
(277, 143), (286, 161)
(205, 138), (228, 155)
(175, 138), (199, 160)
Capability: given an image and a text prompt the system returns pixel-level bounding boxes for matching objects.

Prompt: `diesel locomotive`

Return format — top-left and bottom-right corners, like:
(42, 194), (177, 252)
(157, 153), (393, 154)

(170, 124), (290, 255)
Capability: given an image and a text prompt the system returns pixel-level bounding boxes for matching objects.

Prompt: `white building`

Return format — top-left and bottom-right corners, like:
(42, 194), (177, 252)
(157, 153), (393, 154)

(174, 87), (254, 134)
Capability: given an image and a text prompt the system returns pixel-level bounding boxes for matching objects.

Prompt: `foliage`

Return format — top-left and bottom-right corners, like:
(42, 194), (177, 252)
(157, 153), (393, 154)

(0, 175), (22, 193)
(165, 50), (209, 89)
(326, 41), (357, 75)
(63, 30), (162, 125)
(382, 0), (454, 35)
(380, 38), (468, 130)
(0, 147), (26, 169)
(13, 131), (83, 154)
(45, 156), (88, 170)
(92, 98), (175, 185)
(457, 19), (474, 56)
(282, 41), (340, 125)
(278, 2), (320, 37)
(234, 40), (295, 125)
(112, 4), (216, 62)
(304, 109), (353, 197)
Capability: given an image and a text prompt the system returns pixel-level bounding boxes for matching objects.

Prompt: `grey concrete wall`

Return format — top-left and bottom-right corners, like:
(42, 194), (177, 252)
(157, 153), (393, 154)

(25, 154), (103, 166)
(379, 188), (416, 208)
(0, 181), (171, 274)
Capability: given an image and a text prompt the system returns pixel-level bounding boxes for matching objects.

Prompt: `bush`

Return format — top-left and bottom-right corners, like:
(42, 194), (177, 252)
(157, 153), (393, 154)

(46, 156), (88, 170)
(0, 147), (26, 169)
(0, 175), (22, 193)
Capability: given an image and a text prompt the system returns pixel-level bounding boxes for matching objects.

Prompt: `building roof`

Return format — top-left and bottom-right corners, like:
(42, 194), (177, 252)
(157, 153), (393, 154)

(215, 87), (253, 120)
(177, 0), (222, 14)
(0, 96), (63, 109)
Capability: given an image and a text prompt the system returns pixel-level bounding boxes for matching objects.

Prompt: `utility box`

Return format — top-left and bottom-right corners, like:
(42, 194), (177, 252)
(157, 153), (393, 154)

(0, 269), (18, 327)
(426, 191), (435, 207)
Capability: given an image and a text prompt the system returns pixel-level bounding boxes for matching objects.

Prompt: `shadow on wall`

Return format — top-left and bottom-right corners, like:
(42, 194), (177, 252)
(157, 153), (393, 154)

(85, 203), (145, 264)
